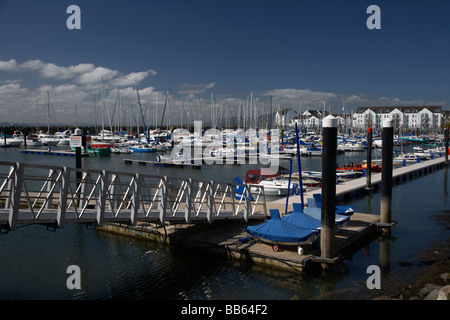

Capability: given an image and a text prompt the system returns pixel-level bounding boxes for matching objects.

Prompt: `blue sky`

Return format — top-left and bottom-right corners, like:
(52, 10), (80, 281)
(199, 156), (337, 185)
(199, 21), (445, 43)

(0, 0), (449, 127)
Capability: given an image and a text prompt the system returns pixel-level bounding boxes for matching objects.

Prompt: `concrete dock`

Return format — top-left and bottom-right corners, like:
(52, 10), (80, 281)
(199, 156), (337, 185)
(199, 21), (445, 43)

(98, 211), (379, 273)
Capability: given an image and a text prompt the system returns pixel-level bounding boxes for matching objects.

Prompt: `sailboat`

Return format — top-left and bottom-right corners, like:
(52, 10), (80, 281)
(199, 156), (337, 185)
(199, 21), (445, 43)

(38, 92), (60, 146)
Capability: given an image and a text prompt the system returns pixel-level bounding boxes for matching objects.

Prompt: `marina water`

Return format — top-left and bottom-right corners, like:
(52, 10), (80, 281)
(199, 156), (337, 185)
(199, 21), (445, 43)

(0, 145), (448, 300)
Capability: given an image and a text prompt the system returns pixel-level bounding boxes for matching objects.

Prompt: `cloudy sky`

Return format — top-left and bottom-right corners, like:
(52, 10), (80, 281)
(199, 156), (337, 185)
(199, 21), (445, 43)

(0, 0), (448, 128)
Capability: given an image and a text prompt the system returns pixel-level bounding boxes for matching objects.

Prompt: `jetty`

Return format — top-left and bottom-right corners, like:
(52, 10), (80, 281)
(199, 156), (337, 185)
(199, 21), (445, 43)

(273, 155), (446, 207)
(21, 149), (83, 157)
(124, 158), (202, 168)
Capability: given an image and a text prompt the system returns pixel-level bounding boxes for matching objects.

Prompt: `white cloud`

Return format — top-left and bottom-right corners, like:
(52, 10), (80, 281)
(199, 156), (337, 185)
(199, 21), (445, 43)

(0, 59), (18, 71)
(18, 59), (45, 70)
(178, 82), (216, 96)
(40, 63), (97, 80)
(0, 83), (27, 95)
(77, 67), (119, 85)
(111, 70), (158, 87)
(0, 58), (445, 125)
(261, 88), (337, 102)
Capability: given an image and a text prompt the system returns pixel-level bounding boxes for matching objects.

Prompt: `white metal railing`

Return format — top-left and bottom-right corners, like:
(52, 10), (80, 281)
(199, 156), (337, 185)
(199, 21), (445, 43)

(0, 161), (267, 231)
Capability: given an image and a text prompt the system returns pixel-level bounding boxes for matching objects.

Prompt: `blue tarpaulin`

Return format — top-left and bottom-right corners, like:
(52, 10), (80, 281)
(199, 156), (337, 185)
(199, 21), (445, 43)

(282, 209), (321, 231)
(311, 194), (354, 216)
(245, 209), (316, 243)
(294, 202), (350, 226)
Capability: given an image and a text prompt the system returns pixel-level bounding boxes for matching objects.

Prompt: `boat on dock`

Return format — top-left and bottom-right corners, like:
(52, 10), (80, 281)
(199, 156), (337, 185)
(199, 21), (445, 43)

(245, 209), (319, 252)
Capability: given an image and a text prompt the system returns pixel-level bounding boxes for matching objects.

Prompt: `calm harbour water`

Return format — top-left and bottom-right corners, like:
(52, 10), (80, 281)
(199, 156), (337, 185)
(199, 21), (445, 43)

(0, 144), (448, 300)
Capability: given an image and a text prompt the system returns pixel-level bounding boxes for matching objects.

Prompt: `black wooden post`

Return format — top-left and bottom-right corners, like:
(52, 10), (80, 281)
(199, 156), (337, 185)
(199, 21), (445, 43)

(366, 127), (372, 190)
(23, 127), (27, 150)
(321, 115), (337, 262)
(445, 126), (449, 167)
(380, 119), (393, 230)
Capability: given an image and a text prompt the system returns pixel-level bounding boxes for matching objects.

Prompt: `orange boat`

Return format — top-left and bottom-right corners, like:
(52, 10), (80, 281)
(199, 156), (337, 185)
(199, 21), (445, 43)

(336, 162), (382, 173)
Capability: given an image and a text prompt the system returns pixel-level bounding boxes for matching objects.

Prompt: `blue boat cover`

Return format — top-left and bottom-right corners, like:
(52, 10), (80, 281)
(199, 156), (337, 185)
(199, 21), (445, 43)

(296, 202), (350, 226)
(312, 194), (354, 216)
(245, 209), (315, 243)
(282, 209), (321, 230)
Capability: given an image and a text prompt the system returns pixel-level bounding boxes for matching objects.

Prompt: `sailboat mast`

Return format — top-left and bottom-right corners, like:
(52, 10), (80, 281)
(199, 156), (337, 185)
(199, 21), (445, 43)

(47, 91), (50, 133)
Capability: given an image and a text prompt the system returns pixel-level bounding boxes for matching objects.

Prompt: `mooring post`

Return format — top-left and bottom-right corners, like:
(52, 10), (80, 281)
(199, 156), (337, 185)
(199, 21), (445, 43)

(321, 115), (337, 264)
(445, 126), (449, 167)
(380, 119), (393, 233)
(366, 127), (373, 190)
(23, 127), (27, 150)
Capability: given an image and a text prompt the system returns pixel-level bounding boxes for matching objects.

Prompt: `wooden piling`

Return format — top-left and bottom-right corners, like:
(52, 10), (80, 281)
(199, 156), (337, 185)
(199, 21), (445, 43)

(321, 115), (337, 266)
(380, 119), (393, 234)
(366, 127), (372, 190)
(445, 127), (449, 167)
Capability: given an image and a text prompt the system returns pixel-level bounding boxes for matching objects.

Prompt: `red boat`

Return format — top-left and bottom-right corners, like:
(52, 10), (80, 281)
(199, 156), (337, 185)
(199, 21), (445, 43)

(89, 142), (113, 148)
(336, 162), (382, 173)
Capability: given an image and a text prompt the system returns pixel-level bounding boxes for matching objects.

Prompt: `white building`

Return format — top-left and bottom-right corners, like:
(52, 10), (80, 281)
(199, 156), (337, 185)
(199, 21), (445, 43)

(275, 108), (298, 127)
(352, 106), (443, 131)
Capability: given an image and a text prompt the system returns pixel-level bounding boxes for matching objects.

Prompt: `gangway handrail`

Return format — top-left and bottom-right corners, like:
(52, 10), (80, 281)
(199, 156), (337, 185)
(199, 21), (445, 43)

(0, 161), (268, 231)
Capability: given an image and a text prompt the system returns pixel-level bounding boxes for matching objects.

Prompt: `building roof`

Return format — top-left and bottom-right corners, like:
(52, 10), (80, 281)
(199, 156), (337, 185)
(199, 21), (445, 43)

(356, 106), (442, 114)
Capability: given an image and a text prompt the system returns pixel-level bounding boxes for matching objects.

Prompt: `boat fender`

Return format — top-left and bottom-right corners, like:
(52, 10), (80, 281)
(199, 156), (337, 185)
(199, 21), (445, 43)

(156, 155), (161, 162)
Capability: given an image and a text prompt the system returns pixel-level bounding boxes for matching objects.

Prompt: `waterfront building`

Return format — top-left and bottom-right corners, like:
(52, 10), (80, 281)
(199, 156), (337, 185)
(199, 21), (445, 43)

(275, 108), (298, 128)
(352, 106), (443, 132)
(290, 110), (330, 130)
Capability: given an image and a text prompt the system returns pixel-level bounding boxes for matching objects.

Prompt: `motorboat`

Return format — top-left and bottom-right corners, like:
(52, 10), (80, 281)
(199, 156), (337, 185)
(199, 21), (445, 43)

(25, 134), (43, 147)
(243, 169), (300, 196)
(127, 142), (156, 153)
(300, 144), (322, 156)
(413, 147), (431, 160)
(393, 152), (418, 163)
(37, 132), (59, 146)
(111, 147), (133, 154)
(0, 134), (22, 147)
(55, 130), (72, 145)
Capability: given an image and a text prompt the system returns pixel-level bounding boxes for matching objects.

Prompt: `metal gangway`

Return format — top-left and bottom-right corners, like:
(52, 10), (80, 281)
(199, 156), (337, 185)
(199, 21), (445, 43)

(0, 161), (268, 232)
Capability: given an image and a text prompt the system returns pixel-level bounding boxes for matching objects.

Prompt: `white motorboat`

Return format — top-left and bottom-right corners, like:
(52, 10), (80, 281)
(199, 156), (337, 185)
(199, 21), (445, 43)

(0, 134), (22, 147)
(37, 132), (59, 146)
(300, 145), (322, 156)
(413, 147), (431, 160)
(244, 169), (302, 196)
(393, 152), (418, 163)
(25, 135), (43, 147)
(55, 130), (71, 145)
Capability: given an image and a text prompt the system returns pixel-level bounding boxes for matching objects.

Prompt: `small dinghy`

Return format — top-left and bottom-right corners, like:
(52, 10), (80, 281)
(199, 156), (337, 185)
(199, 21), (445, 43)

(245, 209), (318, 251)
